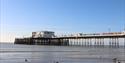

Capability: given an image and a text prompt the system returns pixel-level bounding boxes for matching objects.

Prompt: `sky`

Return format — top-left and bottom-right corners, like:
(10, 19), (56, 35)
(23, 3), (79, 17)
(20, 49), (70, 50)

(0, 0), (125, 43)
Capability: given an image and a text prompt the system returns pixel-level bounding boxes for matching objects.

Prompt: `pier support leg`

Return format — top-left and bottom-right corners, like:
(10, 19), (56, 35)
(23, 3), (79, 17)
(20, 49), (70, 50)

(94, 38), (97, 47)
(90, 39), (92, 47)
(102, 38), (104, 47)
(84, 39), (86, 47)
(87, 39), (89, 47)
(124, 38), (125, 48)
(94, 38), (98, 47)
(109, 38), (111, 48)
(116, 38), (118, 48)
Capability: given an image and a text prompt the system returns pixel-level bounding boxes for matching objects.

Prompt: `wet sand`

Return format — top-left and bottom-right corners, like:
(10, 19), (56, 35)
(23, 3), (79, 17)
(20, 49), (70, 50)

(0, 43), (125, 63)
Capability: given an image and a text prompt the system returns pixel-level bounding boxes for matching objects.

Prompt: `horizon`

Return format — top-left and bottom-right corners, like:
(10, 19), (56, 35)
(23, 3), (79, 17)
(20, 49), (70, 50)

(1, 0), (125, 43)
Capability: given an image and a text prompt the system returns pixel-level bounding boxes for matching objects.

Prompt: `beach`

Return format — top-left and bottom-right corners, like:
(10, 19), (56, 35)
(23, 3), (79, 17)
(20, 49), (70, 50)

(0, 43), (125, 63)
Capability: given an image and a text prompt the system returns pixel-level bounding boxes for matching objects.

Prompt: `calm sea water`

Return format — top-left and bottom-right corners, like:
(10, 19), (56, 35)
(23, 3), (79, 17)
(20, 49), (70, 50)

(0, 43), (125, 63)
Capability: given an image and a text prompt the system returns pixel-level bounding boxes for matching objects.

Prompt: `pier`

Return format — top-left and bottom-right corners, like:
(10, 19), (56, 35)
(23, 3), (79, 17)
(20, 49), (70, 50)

(15, 31), (125, 48)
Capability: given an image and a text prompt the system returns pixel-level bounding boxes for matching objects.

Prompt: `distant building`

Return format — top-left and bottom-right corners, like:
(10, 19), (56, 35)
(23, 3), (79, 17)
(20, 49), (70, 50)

(32, 31), (55, 38)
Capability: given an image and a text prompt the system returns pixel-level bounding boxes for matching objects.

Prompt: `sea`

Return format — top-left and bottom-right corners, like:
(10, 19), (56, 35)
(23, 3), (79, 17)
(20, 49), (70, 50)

(0, 43), (125, 63)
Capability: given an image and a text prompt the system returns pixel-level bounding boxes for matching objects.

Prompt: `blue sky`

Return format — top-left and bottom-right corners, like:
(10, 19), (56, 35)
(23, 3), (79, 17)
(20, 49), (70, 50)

(1, 0), (125, 42)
